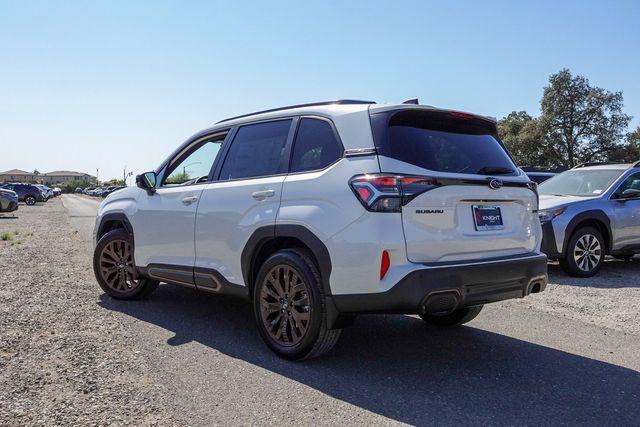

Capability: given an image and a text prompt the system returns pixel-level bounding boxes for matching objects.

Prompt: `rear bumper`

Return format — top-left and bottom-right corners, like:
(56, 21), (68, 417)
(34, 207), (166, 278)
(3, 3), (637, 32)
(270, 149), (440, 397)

(332, 253), (548, 315)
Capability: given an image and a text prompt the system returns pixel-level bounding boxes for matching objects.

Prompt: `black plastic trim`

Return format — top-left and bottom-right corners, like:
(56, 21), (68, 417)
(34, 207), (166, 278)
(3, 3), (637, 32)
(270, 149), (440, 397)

(241, 224), (333, 296)
(563, 210), (613, 255)
(97, 213), (133, 239)
(540, 221), (561, 259)
(610, 245), (640, 256)
(333, 253), (548, 314)
(194, 267), (249, 299)
(141, 264), (195, 288)
(137, 264), (249, 299)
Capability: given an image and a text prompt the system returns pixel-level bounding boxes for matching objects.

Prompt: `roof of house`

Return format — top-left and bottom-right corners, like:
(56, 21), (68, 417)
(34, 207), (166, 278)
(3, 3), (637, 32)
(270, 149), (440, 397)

(43, 170), (94, 177)
(0, 169), (35, 175)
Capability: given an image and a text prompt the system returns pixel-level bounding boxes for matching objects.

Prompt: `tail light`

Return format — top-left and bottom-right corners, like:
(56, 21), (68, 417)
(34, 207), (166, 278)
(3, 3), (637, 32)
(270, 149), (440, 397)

(349, 174), (439, 212)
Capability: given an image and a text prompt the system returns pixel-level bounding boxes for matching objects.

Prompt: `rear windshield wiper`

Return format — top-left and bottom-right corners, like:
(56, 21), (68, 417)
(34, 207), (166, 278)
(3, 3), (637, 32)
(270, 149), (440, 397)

(476, 166), (515, 175)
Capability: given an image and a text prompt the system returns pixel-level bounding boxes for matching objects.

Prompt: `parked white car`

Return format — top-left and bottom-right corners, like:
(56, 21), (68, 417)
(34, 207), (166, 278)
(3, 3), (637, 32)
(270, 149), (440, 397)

(92, 100), (547, 359)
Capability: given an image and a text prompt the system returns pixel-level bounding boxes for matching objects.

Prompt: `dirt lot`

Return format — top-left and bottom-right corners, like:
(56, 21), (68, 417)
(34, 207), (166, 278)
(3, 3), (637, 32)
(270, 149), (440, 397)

(1, 197), (639, 425)
(510, 260), (640, 335)
(0, 199), (177, 425)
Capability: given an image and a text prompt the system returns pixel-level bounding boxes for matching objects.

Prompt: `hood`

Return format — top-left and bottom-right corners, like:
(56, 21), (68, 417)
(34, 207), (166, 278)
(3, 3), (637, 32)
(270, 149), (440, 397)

(538, 194), (597, 210)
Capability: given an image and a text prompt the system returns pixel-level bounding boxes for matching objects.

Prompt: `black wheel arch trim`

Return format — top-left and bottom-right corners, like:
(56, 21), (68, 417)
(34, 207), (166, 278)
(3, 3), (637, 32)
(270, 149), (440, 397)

(563, 210), (612, 254)
(241, 224), (333, 296)
(97, 212), (134, 239)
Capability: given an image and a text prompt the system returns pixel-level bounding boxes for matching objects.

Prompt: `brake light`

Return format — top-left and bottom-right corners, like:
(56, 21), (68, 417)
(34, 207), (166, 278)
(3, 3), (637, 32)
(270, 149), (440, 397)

(449, 111), (475, 119)
(350, 174), (439, 212)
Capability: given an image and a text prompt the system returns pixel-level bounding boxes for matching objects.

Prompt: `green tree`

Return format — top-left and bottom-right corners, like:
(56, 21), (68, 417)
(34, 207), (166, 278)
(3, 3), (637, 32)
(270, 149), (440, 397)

(539, 69), (631, 167)
(498, 111), (546, 166)
(165, 171), (190, 184)
(609, 126), (640, 163)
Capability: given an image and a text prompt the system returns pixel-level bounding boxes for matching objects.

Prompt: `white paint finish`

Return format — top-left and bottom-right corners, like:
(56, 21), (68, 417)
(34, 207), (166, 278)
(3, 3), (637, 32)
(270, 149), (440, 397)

(278, 157), (380, 241)
(131, 184), (207, 267)
(402, 185), (540, 263)
(325, 212), (413, 294)
(194, 176), (285, 285)
(278, 156), (385, 295)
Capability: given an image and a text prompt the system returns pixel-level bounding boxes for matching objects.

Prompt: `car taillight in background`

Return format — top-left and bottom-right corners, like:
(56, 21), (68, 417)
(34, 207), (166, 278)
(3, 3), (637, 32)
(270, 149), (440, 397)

(349, 174), (439, 212)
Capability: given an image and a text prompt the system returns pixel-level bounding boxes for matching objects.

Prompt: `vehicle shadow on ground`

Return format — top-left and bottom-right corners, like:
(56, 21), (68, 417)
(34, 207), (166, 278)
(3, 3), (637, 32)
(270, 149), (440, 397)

(99, 286), (639, 425)
(548, 258), (640, 288)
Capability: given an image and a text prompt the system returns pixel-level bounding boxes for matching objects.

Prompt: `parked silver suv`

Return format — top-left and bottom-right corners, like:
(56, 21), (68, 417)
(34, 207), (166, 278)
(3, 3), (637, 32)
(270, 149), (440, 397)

(539, 162), (640, 277)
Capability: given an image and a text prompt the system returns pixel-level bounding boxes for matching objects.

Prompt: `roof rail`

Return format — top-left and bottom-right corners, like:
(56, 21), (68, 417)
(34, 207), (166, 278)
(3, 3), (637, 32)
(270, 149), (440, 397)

(216, 99), (376, 124)
(633, 160), (640, 168)
(572, 162), (613, 169)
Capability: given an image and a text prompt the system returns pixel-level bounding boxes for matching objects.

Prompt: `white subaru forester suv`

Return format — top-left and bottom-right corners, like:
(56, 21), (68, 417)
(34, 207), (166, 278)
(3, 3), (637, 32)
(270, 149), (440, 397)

(93, 100), (547, 360)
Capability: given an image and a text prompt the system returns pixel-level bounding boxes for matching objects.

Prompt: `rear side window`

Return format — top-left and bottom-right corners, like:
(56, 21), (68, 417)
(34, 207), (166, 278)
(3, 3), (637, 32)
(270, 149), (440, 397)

(290, 118), (342, 173)
(219, 120), (292, 180)
(371, 110), (517, 176)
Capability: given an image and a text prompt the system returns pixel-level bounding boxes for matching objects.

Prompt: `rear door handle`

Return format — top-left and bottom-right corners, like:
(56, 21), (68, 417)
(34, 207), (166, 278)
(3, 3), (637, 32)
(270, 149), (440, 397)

(181, 195), (198, 205)
(251, 189), (275, 199)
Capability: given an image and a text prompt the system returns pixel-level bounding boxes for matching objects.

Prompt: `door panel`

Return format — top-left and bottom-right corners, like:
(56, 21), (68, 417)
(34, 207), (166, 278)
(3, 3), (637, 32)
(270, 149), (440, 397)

(131, 135), (226, 270)
(613, 199), (640, 248)
(194, 119), (294, 287)
(194, 176), (285, 285)
(612, 172), (640, 249)
(132, 184), (206, 268)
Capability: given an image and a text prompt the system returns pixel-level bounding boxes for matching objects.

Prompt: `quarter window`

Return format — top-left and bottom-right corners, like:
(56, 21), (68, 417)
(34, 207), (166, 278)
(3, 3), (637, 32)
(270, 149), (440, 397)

(219, 120), (292, 180)
(290, 118), (342, 173)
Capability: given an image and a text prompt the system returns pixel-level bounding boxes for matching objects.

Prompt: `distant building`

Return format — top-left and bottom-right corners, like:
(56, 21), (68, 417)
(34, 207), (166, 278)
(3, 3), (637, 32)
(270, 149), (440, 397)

(0, 169), (96, 184)
(41, 170), (97, 185)
(0, 169), (39, 183)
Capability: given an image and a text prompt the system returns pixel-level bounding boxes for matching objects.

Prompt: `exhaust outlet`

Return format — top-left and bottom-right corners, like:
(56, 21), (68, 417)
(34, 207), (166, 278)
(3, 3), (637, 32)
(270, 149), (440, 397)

(421, 290), (460, 315)
(526, 275), (547, 295)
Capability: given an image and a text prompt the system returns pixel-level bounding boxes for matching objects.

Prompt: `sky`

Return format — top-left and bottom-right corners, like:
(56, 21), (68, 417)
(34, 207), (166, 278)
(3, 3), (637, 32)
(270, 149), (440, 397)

(1, 0), (639, 183)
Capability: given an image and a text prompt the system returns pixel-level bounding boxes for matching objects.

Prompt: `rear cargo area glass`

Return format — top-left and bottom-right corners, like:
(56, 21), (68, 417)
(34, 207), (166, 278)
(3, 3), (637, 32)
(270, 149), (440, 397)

(370, 109), (516, 175)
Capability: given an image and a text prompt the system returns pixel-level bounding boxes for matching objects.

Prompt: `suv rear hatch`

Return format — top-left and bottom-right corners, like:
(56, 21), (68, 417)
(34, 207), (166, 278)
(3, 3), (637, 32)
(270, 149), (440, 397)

(369, 108), (539, 263)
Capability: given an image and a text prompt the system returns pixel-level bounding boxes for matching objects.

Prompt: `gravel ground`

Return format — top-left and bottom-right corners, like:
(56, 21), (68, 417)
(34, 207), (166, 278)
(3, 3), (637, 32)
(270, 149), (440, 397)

(509, 258), (640, 335)
(0, 199), (177, 426)
(1, 197), (639, 425)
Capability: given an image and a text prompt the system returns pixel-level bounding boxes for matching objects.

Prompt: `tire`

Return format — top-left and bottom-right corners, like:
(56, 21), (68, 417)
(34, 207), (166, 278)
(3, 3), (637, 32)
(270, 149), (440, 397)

(24, 195), (36, 206)
(252, 249), (341, 360)
(93, 228), (158, 299)
(419, 305), (483, 327)
(559, 226), (605, 277)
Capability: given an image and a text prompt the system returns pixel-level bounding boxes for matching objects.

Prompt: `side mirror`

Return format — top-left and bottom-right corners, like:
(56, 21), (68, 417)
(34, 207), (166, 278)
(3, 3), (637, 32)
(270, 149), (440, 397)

(621, 188), (640, 200)
(136, 171), (157, 195)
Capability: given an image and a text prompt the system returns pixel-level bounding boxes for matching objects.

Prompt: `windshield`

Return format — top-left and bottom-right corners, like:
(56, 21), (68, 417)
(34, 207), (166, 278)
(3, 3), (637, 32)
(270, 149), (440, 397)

(539, 169), (623, 197)
(371, 109), (517, 176)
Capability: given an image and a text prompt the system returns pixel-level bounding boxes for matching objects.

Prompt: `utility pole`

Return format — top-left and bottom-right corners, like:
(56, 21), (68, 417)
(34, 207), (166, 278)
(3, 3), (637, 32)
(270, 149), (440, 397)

(123, 166), (133, 186)
(96, 169), (99, 185)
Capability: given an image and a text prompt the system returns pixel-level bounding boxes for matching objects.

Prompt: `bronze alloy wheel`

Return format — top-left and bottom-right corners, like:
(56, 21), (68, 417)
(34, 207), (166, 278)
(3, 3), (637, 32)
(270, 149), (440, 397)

(259, 264), (311, 346)
(98, 239), (141, 294)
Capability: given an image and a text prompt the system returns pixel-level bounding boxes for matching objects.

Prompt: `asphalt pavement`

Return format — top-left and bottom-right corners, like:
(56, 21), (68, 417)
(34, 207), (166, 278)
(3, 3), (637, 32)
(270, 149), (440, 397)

(61, 194), (640, 426)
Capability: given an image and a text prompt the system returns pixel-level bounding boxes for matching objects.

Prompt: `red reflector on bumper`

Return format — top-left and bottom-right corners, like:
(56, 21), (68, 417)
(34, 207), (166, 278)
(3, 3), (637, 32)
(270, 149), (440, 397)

(380, 250), (390, 280)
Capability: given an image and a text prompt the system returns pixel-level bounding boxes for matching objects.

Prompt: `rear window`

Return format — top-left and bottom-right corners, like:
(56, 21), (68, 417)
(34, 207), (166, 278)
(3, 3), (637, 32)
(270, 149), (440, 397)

(371, 110), (517, 176)
(219, 119), (292, 180)
(290, 118), (342, 173)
